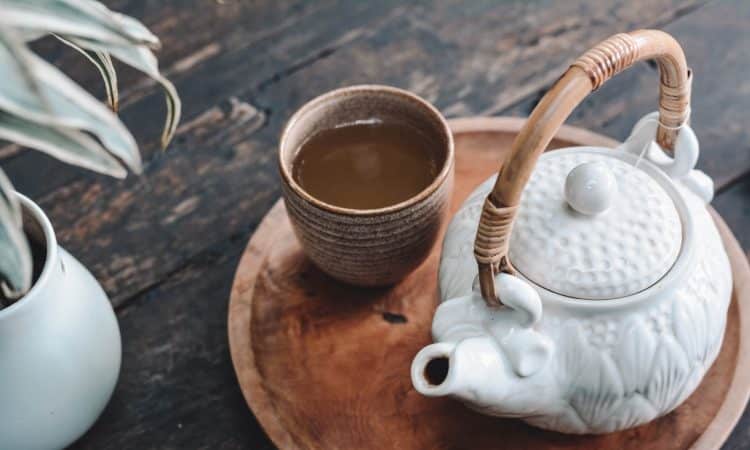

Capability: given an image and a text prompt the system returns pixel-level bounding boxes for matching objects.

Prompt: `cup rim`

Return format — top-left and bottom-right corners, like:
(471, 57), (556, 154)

(279, 84), (454, 216)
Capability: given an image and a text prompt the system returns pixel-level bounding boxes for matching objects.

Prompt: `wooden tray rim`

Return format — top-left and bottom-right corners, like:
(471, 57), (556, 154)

(228, 117), (750, 450)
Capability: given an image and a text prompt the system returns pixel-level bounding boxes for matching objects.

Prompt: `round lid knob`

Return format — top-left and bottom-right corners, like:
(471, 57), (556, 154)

(508, 150), (682, 300)
(564, 162), (617, 215)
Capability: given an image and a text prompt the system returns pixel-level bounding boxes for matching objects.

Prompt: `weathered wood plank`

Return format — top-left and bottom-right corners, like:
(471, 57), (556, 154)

(4, 0), (409, 306)
(712, 174), (749, 450)
(70, 243), (276, 449)
(34, 0), (349, 110)
(714, 169), (749, 450)
(713, 175), (750, 254)
(6, 0), (407, 198)
(513, 0), (750, 190)
(249, 0), (706, 119)
(10, 0), (327, 160)
(725, 398), (750, 450)
(12, 0), (705, 309)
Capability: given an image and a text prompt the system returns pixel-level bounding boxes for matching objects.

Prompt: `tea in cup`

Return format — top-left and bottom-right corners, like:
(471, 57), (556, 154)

(279, 85), (454, 286)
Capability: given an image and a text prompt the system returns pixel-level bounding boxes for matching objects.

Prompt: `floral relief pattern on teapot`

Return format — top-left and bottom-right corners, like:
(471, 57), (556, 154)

(411, 30), (733, 434)
(413, 159), (730, 433)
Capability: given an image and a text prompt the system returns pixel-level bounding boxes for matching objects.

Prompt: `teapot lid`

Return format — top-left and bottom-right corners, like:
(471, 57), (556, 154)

(508, 149), (682, 300)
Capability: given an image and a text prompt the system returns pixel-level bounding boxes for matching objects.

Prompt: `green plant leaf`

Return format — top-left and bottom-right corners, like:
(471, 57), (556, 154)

(0, 0), (159, 47)
(0, 170), (31, 301)
(63, 0), (159, 47)
(0, 25), (44, 108)
(0, 110), (127, 178)
(0, 0), (182, 303)
(0, 31), (141, 172)
(99, 51), (119, 109)
(56, 35), (119, 111)
(0, 172), (21, 228)
(70, 37), (182, 149)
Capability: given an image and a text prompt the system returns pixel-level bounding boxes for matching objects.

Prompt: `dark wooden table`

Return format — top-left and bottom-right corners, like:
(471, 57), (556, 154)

(10, 0), (748, 448)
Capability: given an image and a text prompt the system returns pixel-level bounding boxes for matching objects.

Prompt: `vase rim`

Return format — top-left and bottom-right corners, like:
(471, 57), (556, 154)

(0, 193), (58, 319)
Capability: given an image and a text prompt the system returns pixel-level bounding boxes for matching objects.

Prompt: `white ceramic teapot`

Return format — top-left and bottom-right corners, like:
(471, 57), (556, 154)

(411, 30), (732, 434)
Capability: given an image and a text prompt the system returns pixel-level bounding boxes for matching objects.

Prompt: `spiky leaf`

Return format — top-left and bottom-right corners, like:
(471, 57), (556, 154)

(0, 0), (180, 302)
(0, 30), (141, 172)
(1, 0), (159, 47)
(69, 37), (181, 148)
(56, 35), (119, 111)
(0, 110), (126, 178)
(0, 170), (31, 301)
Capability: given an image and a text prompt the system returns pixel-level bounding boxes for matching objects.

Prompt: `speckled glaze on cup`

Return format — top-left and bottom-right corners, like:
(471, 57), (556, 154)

(279, 85), (454, 286)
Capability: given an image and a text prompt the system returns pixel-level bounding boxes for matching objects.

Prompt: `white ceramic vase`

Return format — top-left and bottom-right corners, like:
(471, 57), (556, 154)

(0, 195), (121, 450)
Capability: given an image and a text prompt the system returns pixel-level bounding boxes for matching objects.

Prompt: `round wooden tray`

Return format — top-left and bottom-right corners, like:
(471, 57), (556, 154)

(228, 117), (750, 450)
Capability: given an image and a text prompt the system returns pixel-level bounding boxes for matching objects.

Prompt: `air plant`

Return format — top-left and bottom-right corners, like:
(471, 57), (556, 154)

(0, 0), (181, 305)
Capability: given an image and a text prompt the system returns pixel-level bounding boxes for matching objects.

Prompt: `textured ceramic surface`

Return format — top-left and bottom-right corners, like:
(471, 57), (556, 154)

(413, 113), (733, 434)
(510, 150), (681, 300)
(564, 161), (619, 215)
(0, 195), (121, 450)
(279, 85), (454, 286)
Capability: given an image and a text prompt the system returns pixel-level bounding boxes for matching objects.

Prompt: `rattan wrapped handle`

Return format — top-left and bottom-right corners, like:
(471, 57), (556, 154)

(474, 29), (691, 306)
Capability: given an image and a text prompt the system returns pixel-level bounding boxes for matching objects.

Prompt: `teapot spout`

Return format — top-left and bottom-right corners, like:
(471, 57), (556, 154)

(412, 335), (562, 420)
(411, 342), (458, 397)
(411, 336), (504, 402)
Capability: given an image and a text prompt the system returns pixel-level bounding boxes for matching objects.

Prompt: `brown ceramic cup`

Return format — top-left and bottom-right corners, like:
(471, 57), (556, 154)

(279, 85), (454, 286)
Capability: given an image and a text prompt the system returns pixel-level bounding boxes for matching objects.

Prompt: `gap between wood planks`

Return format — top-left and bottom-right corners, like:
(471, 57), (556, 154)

(498, 0), (710, 118)
(113, 228), (250, 315)
(171, 0), (715, 156)
(716, 170), (750, 197)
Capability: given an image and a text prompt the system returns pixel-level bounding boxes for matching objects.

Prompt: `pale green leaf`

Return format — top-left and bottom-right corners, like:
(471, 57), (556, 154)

(56, 35), (119, 111)
(0, 0), (182, 303)
(0, 25), (44, 109)
(0, 170), (31, 301)
(0, 110), (127, 178)
(99, 51), (119, 110)
(63, 0), (159, 46)
(15, 28), (47, 43)
(109, 10), (161, 50)
(159, 76), (180, 148)
(69, 38), (182, 148)
(0, 33), (141, 172)
(0, 169), (22, 229)
(0, 0), (159, 47)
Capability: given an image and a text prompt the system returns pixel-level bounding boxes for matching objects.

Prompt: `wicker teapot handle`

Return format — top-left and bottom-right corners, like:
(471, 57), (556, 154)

(474, 29), (691, 306)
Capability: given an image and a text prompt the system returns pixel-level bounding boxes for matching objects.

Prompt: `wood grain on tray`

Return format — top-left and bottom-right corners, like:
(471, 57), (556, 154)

(229, 118), (750, 450)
